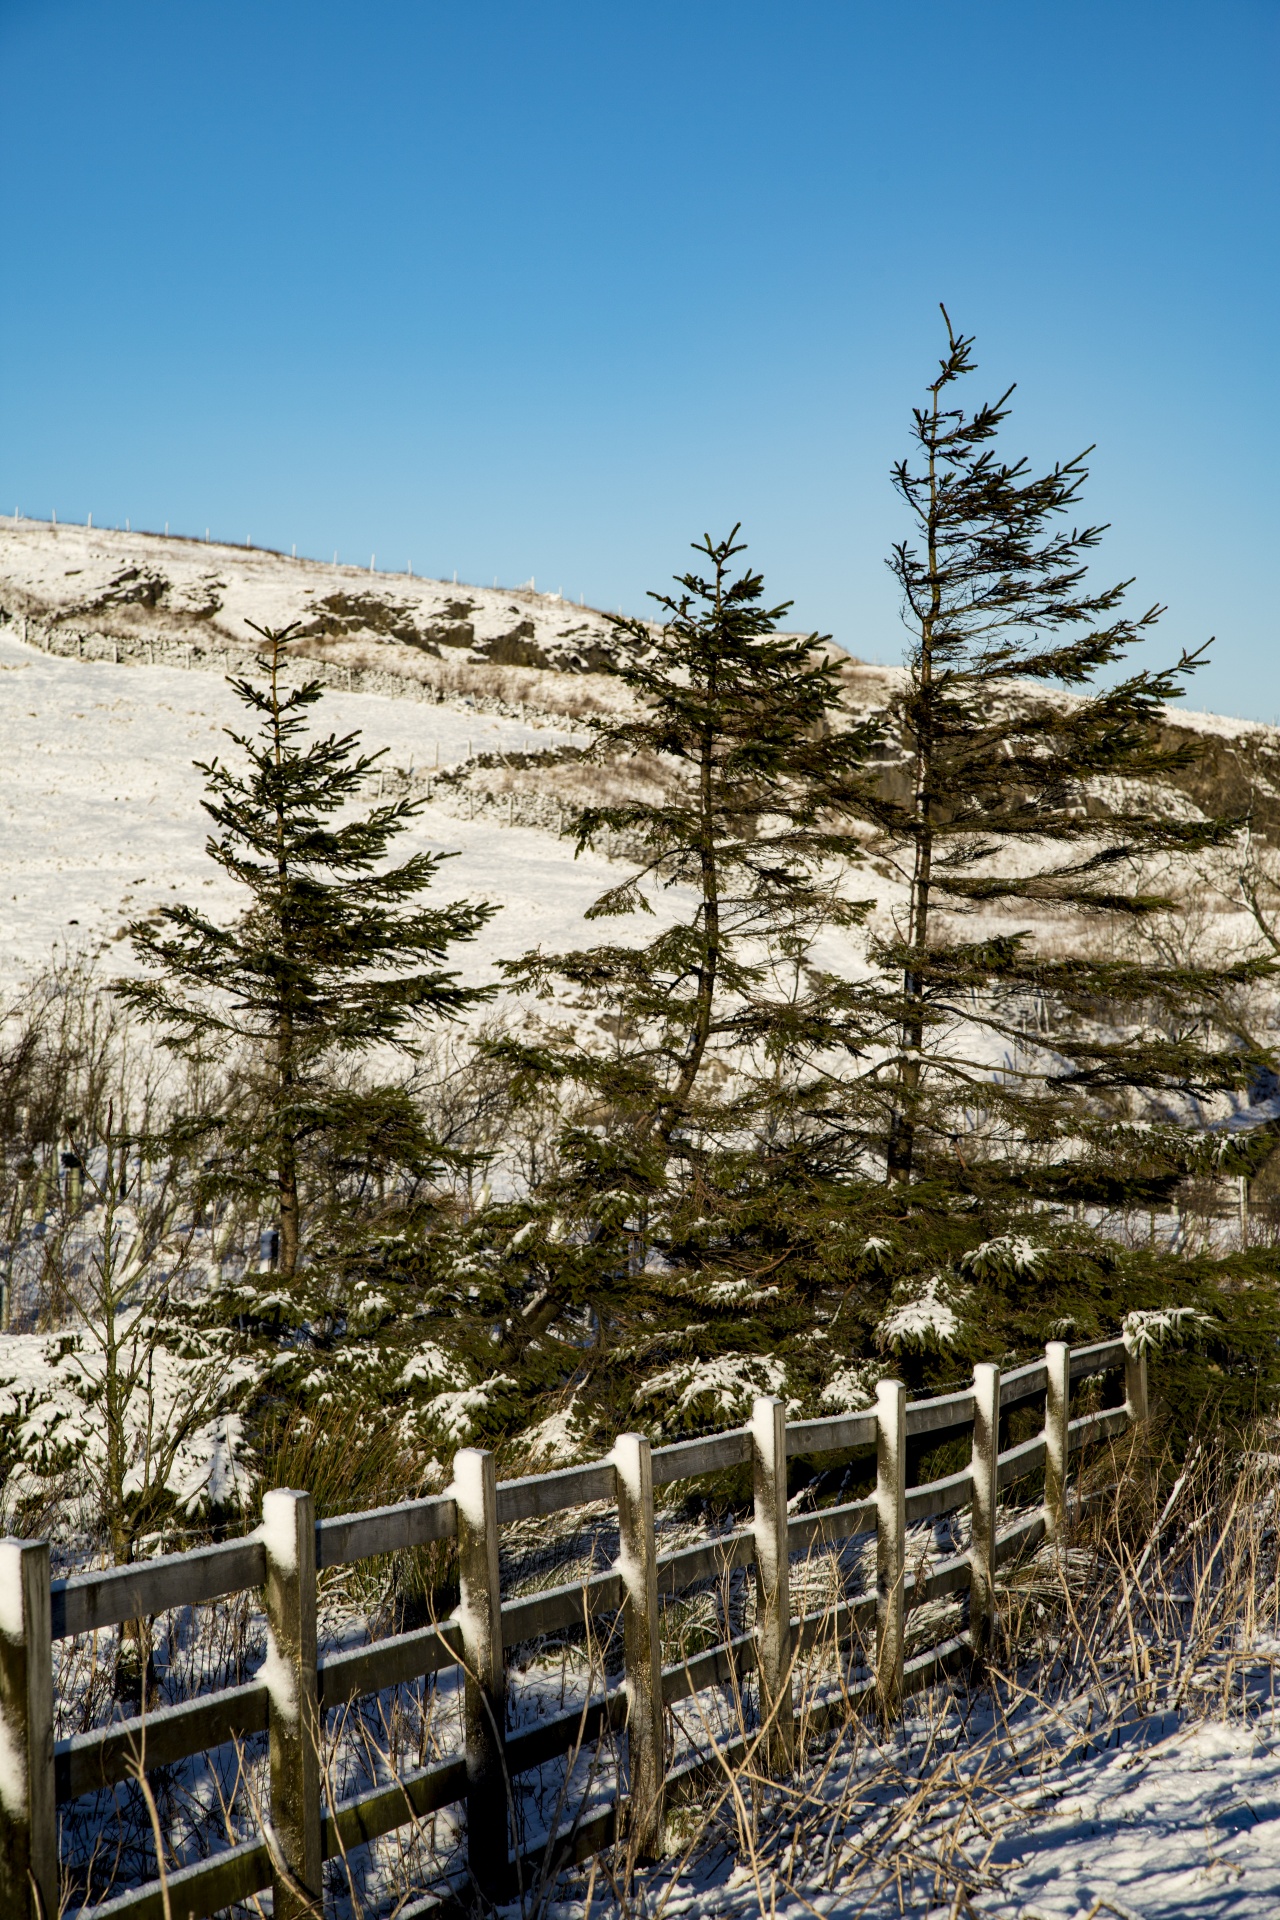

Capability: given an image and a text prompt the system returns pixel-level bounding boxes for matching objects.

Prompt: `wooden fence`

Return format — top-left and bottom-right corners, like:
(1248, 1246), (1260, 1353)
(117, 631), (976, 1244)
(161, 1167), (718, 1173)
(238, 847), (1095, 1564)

(0, 1335), (1146, 1919)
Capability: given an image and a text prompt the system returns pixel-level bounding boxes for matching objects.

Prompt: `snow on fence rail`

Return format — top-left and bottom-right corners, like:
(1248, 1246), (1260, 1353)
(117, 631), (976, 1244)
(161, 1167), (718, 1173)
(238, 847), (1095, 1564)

(0, 1335), (1145, 1919)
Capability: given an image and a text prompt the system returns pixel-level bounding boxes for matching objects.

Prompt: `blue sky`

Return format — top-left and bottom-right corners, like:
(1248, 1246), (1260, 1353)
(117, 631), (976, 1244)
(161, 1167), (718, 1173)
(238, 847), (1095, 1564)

(2, 1), (1277, 718)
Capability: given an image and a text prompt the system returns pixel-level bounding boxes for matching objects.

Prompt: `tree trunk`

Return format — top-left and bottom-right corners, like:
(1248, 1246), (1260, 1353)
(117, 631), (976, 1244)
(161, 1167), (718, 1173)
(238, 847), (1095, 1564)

(888, 388), (941, 1183)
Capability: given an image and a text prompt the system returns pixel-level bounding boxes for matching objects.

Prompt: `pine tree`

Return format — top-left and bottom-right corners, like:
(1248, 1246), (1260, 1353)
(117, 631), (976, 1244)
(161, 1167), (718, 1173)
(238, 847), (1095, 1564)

(119, 627), (496, 1283)
(855, 310), (1268, 1206)
(488, 531), (880, 1429)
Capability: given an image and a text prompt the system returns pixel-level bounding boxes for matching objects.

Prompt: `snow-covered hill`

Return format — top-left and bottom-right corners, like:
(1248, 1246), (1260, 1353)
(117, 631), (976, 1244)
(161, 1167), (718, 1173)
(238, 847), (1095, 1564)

(0, 521), (865, 1003)
(2, 517), (1275, 1020)
(0, 516), (627, 676)
(0, 622), (665, 998)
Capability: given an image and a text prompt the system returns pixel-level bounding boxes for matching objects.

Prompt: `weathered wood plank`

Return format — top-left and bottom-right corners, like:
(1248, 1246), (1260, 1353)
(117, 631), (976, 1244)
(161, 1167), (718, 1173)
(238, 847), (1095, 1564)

(970, 1363), (1000, 1659)
(315, 1494), (457, 1568)
(320, 1698), (630, 1877)
(317, 1620), (463, 1708)
(1045, 1343), (1070, 1543)
(51, 1536), (266, 1640)
(903, 1630), (971, 1696)
(787, 1497), (876, 1553)
(753, 1395), (793, 1774)
(499, 1568), (623, 1647)
(905, 1467), (973, 1525)
(876, 1379), (907, 1720)
(55, 1681), (269, 1804)
(0, 1538), (56, 1920)
(1068, 1405), (1130, 1452)
(495, 1460), (616, 1525)
(994, 1508), (1047, 1565)
(66, 1837), (271, 1920)
(1000, 1361), (1048, 1410)
(663, 1727), (752, 1802)
(650, 1428), (752, 1487)
(802, 1626), (970, 1741)
(455, 1448), (506, 1897)
(322, 1753), (469, 1857)
(615, 1431), (664, 1854)
(907, 1548), (971, 1609)
(656, 1527), (755, 1596)
(1125, 1343), (1148, 1423)
(1069, 1337), (1126, 1381)
(793, 1590), (876, 1655)
(263, 1488), (321, 1920)
(905, 1390), (975, 1439)
(997, 1433), (1047, 1489)
(511, 1796), (620, 1888)
(504, 1687), (628, 1777)
(786, 1410), (876, 1457)
(661, 1629), (757, 1705)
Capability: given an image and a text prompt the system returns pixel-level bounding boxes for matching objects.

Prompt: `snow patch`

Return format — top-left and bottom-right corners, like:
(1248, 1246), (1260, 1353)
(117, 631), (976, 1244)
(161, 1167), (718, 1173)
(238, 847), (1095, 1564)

(636, 1352), (789, 1422)
(260, 1490), (299, 1575)
(0, 1708), (26, 1818)
(260, 1627), (297, 1729)
(0, 1543), (25, 1641)
(877, 1275), (963, 1350)
(820, 1362), (877, 1413)
(1123, 1305), (1214, 1355)
(398, 1342), (463, 1390)
(522, 1397), (586, 1467)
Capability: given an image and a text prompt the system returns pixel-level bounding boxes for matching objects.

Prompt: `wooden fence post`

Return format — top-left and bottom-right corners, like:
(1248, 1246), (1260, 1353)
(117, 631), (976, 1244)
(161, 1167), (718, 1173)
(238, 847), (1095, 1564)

(455, 1448), (507, 1898)
(0, 1540), (56, 1920)
(614, 1433), (664, 1857)
(1044, 1342), (1071, 1545)
(752, 1395), (794, 1774)
(969, 1362), (1000, 1661)
(875, 1379), (907, 1722)
(262, 1489), (321, 1920)
(1124, 1340), (1149, 1426)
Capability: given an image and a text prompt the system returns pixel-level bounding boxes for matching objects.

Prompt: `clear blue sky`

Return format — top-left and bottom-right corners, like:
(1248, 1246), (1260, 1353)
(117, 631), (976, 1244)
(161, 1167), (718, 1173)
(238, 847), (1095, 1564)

(2, 1), (1276, 718)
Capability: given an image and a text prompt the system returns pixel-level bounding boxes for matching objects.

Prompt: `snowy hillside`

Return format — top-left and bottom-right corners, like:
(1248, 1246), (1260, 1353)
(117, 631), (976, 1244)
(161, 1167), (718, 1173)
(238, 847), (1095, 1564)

(0, 521), (874, 1003)
(1, 518), (1274, 1023)
(0, 624), (667, 998)
(0, 516), (628, 675)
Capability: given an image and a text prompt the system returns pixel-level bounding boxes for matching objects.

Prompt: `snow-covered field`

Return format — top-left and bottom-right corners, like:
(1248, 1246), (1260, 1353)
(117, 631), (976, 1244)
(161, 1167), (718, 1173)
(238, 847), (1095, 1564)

(597, 1707), (1280, 1920)
(0, 517), (624, 672)
(0, 624), (650, 1000)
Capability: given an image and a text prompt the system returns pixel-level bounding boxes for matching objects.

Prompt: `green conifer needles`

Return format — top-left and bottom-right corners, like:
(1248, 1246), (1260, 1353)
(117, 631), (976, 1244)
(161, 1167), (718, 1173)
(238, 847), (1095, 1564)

(492, 533), (879, 1383)
(866, 312), (1253, 1191)
(119, 625), (495, 1278)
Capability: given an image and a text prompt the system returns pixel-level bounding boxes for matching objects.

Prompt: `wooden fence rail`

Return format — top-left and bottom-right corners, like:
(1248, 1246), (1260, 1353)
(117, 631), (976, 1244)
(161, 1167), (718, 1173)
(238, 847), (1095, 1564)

(0, 1334), (1143, 1918)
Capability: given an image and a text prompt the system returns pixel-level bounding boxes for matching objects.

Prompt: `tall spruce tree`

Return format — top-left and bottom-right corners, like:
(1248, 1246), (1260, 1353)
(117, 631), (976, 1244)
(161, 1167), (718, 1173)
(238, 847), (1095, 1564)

(486, 532), (881, 1431)
(120, 626), (495, 1282)
(855, 311), (1268, 1206)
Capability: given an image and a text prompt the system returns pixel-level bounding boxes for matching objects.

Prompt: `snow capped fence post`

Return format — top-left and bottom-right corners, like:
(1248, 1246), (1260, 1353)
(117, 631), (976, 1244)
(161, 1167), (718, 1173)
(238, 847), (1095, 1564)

(262, 1488), (322, 1920)
(1124, 1340), (1149, 1426)
(969, 1362), (1000, 1661)
(61, 1150), (82, 1213)
(455, 1448), (508, 1897)
(614, 1432), (664, 1856)
(752, 1395), (794, 1774)
(875, 1379), (907, 1722)
(1044, 1342), (1071, 1545)
(0, 1539), (56, 1920)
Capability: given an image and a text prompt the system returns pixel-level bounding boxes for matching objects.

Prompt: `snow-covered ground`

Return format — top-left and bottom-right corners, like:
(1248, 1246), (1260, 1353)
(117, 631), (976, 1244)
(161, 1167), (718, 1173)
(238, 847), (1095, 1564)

(0, 624), (654, 999)
(985, 1716), (1280, 1918)
(605, 1710), (1280, 1920)
(0, 516), (624, 672)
